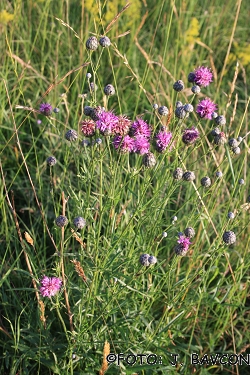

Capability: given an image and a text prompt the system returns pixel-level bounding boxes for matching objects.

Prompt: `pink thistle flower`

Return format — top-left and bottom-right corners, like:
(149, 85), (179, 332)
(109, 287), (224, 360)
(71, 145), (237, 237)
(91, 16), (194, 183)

(177, 235), (192, 251)
(112, 115), (131, 136)
(113, 135), (134, 153)
(182, 126), (199, 145)
(39, 103), (53, 116)
(80, 119), (96, 137)
(39, 276), (62, 297)
(96, 110), (119, 135)
(196, 98), (217, 120)
(134, 135), (150, 155)
(155, 130), (172, 152)
(130, 118), (151, 139)
(194, 66), (213, 87)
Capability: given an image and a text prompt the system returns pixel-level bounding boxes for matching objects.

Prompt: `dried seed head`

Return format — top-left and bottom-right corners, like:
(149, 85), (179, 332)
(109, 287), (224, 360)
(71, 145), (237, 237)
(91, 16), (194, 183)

(215, 115), (226, 126)
(191, 85), (201, 94)
(104, 84), (115, 96)
(158, 106), (169, 116)
(214, 132), (226, 146)
(183, 171), (195, 181)
(175, 106), (188, 119)
(86, 36), (98, 50)
(228, 138), (239, 148)
(142, 152), (156, 168)
(65, 129), (78, 141)
(227, 212), (235, 219)
(216, 171), (223, 178)
(148, 255), (157, 265)
(201, 176), (211, 187)
(175, 244), (188, 256)
(55, 215), (68, 228)
(47, 156), (57, 166)
(152, 103), (158, 110)
(99, 36), (111, 47)
(223, 231), (236, 245)
(232, 146), (241, 155)
(173, 80), (185, 92)
(73, 217), (86, 229)
(188, 72), (196, 83)
(211, 127), (221, 136)
(183, 103), (194, 113)
(173, 167), (183, 180)
(176, 101), (183, 108)
(139, 254), (150, 266)
(184, 227), (195, 238)
(239, 178), (245, 185)
(84, 106), (93, 116)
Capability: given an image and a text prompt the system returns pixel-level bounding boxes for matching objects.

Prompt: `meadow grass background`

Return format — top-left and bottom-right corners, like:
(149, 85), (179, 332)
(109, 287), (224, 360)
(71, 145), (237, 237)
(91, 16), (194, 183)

(0, 0), (250, 374)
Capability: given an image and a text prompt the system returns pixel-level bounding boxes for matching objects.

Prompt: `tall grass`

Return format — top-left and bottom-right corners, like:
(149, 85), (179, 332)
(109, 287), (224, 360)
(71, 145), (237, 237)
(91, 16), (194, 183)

(0, 0), (250, 374)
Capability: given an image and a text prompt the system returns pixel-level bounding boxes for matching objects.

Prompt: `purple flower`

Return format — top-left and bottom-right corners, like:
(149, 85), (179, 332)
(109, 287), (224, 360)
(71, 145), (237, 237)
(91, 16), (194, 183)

(134, 135), (150, 155)
(130, 118), (151, 139)
(113, 135), (134, 153)
(177, 235), (192, 251)
(196, 98), (217, 120)
(39, 103), (53, 116)
(96, 110), (119, 135)
(39, 276), (62, 297)
(155, 130), (172, 152)
(182, 126), (199, 145)
(193, 66), (213, 87)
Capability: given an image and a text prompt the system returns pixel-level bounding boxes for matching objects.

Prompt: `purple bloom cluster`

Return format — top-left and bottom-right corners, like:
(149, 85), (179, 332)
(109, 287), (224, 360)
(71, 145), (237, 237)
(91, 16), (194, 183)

(130, 118), (151, 139)
(196, 98), (217, 120)
(193, 66), (213, 87)
(96, 110), (119, 135)
(39, 276), (62, 297)
(155, 130), (172, 152)
(39, 102), (53, 116)
(113, 135), (134, 153)
(175, 235), (192, 256)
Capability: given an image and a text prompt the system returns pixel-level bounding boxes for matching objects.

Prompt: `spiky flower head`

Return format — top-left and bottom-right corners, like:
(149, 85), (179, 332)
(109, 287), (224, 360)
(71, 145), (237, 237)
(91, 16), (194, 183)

(158, 106), (169, 116)
(196, 98), (217, 120)
(112, 115), (131, 136)
(73, 217), (86, 229)
(148, 255), (157, 265)
(130, 118), (151, 139)
(39, 102), (53, 116)
(99, 36), (111, 47)
(86, 36), (98, 50)
(139, 254), (150, 266)
(65, 129), (78, 141)
(201, 176), (211, 187)
(215, 115), (226, 126)
(80, 119), (96, 137)
(39, 276), (62, 297)
(96, 110), (119, 135)
(155, 130), (172, 153)
(191, 85), (201, 94)
(175, 106), (188, 119)
(173, 167), (183, 180)
(223, 230), (236, 245)
(142, 152), (156, 168)
(193, 66), (213, 87)
(55, 215), (68, 228)
(182, 126), (199, 145)
(183, 103), (194, 113)
(232, 146), (241, 155)
(173, 80), (185, 92)
(47, 156), (57, 166)
(113, 135), (134, 153)
(104, 84), (115, 96)
(228, 138), (238, 148)
(175, 235), (192, 256)
(183, 171), (195, 181)
(134, 135), (150, 155)
(184, 227), (195, 238)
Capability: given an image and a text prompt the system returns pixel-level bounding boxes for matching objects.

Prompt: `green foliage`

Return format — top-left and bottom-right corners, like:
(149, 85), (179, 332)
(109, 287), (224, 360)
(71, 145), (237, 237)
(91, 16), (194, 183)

(0, 0), (250, 374)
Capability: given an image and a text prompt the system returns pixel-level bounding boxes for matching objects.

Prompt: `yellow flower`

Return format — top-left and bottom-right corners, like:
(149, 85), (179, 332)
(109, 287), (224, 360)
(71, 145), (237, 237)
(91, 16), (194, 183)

(0, 10), (14, 25)
(185, 17), (200, 44)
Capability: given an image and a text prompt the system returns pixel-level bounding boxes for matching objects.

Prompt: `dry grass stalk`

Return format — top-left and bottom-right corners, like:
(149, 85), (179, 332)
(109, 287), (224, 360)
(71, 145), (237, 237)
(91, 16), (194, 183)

(70, 228), (86, 247)
(105, 3), (131, 34)
(71, 259), (87, 282)
(39, 300), (46, 326)
(24, 231), (34, 247)
(99, 341), (110, 375)
(115, 200), (131, 228)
